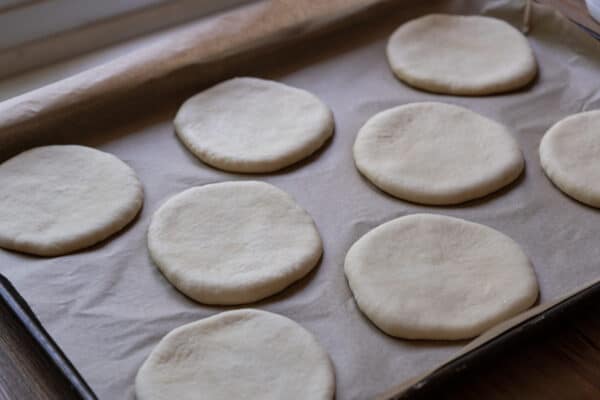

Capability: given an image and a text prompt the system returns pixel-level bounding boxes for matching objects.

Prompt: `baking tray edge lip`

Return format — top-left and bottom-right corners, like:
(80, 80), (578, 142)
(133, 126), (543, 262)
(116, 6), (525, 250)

(573, 20), (600, 39)
(0, 273), (98, 400)
(389, 278), (600, 399)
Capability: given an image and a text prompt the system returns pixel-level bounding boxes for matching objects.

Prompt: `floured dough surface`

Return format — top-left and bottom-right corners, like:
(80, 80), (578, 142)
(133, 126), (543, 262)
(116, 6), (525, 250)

(135, 309), (335, 400)
(540, 110), (600, 207)
(344, 214), (538, 340)
(174, 77), (334, 173)
(0, 145), (143, 256)
(147, 181), (322, 305)
(353, 102), (524, 205)
(387, 14), (537, 95)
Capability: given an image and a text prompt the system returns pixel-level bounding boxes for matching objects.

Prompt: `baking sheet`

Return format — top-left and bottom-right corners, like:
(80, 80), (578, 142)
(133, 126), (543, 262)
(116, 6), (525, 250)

(1, 1), (600, 399)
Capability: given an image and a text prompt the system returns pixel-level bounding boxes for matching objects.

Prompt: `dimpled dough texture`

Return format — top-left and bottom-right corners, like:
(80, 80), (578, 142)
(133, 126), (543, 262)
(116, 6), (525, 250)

(344, 214), (538, 340)
(540, 110), (600, 208)
(135, 309), (335, 400)
(0, 145), (143, 256)
(387, 14), (537, 95)
(353, 102), (524, 205)
(147, 181), (322, 305)
(174, 77), (334, 173)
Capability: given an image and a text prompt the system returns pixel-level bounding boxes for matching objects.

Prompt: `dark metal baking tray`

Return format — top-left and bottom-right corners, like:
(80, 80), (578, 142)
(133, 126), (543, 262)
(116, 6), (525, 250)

(0, 274), (97, 400)
(389, 279), (600, 399)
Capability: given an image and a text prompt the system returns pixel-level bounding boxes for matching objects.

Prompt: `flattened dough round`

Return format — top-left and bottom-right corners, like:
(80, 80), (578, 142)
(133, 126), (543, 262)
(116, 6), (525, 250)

(148, 181), (322, 305)
(387, 14), (537, 95)
(540, 110), (600, 207)
(174, 77), (334, 173)
(135, 309), (335, 400)
(0, 145), (143, 256)
(353, 102), (524, 205)
(344, 214), (538, 340)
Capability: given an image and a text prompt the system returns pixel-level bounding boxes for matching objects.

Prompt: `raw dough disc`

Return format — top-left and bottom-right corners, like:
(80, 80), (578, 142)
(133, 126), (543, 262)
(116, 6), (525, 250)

(0, 145), (143, 256)
(353, 102), (524, 205)
(135, 309), (335, 400)
(540, 110), (600, 207)
(174, 77), (334, 173)
(147, 181), (322, 305)
(386, 14), (537, 95)
(344, 214), (538, 340)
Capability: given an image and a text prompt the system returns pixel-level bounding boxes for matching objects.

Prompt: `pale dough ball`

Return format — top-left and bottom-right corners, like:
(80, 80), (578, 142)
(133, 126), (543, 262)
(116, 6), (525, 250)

(353, 102), (524, 205)
(147, 181), (322, 305)
(387, 14), (537, 95)
(0, 145), (143, 256)
(540, 110), (600, 207)
(344, 214), (538, 340)
(174, 77), (334, 173)
(135, 309), (335, 400)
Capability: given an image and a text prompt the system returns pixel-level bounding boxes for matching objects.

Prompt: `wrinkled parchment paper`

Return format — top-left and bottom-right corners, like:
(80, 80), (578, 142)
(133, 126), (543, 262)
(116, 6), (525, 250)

(1, 1), (600, 399)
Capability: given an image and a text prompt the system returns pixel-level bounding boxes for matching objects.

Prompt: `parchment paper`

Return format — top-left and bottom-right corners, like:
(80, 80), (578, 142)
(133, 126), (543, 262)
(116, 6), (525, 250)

(1, 1), (600, 399)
